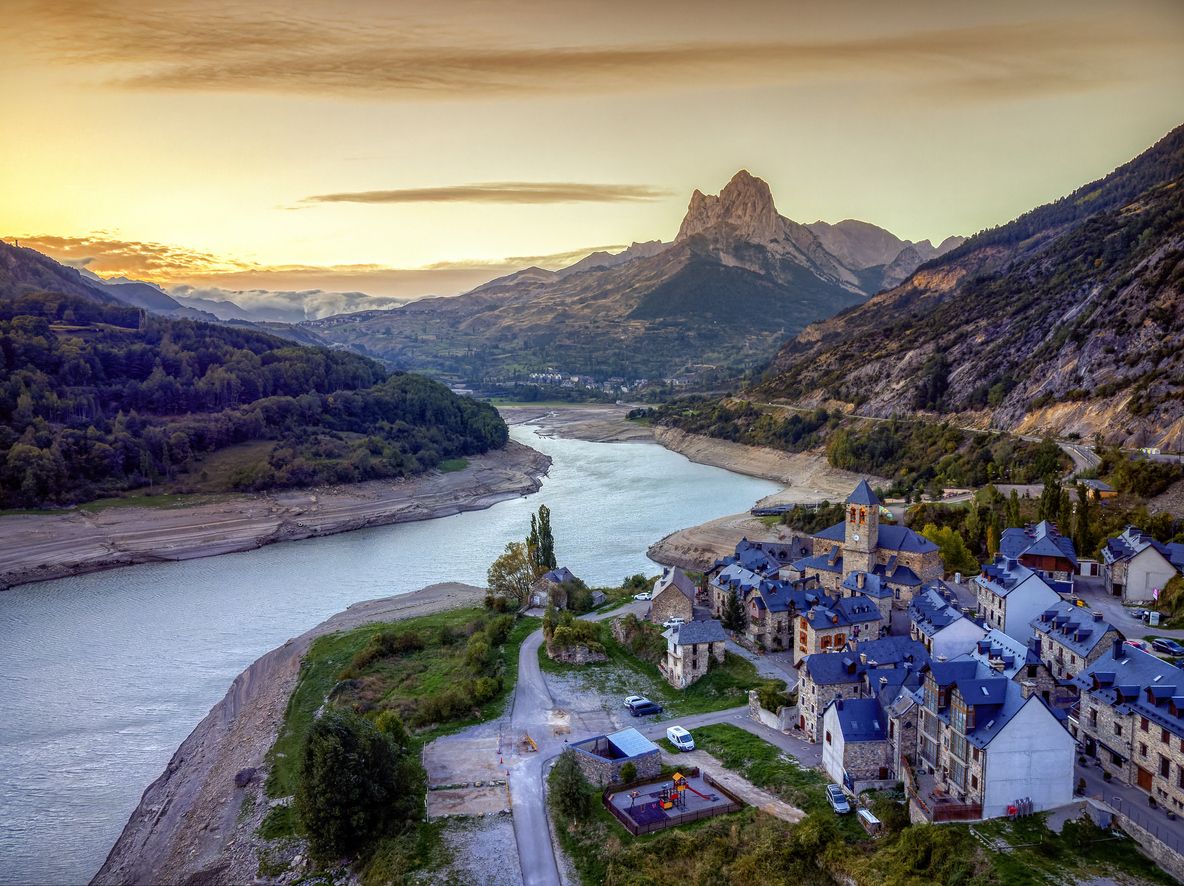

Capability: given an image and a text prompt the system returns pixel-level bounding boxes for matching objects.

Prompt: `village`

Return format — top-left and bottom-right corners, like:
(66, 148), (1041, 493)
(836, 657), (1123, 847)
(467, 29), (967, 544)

(502, 480), (1184, 881)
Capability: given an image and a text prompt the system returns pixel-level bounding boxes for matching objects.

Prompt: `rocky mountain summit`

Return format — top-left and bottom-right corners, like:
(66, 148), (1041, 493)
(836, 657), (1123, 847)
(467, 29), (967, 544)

(311, 171), (957, 387)
(758, 123), (1184, 450)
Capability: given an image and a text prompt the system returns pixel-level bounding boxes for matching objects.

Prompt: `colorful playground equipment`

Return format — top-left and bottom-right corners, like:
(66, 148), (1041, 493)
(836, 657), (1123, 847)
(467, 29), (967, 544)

(673, 772), (713, 802)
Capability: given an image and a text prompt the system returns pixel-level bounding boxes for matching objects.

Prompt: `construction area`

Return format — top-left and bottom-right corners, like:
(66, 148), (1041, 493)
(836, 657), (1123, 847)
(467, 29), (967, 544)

(605, 769), (744, 835)
(422, 732), (511, 818)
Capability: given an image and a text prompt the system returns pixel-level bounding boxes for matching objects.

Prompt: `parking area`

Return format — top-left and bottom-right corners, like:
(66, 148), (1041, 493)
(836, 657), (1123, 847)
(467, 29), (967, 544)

(423, 732), (511, 817)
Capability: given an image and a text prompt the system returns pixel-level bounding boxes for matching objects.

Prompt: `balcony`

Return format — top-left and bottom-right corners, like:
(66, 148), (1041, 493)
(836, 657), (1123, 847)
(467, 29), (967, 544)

(902, 755), (983, 823)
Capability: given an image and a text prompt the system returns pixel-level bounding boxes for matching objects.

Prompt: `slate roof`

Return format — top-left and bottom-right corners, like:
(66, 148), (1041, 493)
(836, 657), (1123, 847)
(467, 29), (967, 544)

(665, 618), (727, 646)
(967, 629), (1030, 679)
(1080, 479), (1114, 492)
(925, 658), (1042, 748)
(842, 571), (892, 599)
(830, 697), (887, 742)
(909, 584), (967, 637)
(606, 727), (660, 759)
(804, 653), (865, 685)
(540, 566), (576, 584)
(655, 566), (696, 601)
(1076, 642), (1184, 741)
(847, 480), (880, 507)
(1032, 601), (1120, 659)
(812, 521), (939, 555)
(976, 558), (1050, 598)
(857, 635), (928, 667)
(1001, 521), (1078, 567)
(873, 558), (923, 587)
(792, 551), (844, 575)
(806, 594), (883, 630)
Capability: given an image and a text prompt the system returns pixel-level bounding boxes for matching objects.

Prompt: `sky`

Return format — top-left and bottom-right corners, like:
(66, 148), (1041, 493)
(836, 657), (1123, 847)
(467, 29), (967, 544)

(1, 0), (1182, 303)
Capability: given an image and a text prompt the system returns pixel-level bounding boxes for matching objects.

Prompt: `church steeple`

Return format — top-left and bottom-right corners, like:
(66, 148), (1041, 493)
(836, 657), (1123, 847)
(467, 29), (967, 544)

(843, 481), (879, 573)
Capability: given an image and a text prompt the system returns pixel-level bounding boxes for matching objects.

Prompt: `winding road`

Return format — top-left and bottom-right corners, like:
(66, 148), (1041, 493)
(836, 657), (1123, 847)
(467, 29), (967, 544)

(505, 602), (821, 885)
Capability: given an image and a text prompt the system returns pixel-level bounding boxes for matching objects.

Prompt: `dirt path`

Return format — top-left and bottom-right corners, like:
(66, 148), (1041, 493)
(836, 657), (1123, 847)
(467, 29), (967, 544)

(0, 441), (550, 591)
(91, 582), (487, 886)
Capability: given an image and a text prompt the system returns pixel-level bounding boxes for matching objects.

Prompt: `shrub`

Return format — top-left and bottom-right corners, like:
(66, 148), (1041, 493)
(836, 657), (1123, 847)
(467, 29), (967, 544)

(619, 762), (637, 784)
(550, 750), (592, 820)
(346, 630), (426, 674)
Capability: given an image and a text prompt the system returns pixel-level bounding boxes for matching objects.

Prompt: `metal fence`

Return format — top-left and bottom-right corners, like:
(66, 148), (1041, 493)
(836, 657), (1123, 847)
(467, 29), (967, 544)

(1106, 794), (1184, 856)
(603, 771), (745, 836)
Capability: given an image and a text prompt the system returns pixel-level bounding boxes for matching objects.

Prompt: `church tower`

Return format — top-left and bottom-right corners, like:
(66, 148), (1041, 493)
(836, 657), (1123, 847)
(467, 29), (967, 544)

(843, 480), (880, 575)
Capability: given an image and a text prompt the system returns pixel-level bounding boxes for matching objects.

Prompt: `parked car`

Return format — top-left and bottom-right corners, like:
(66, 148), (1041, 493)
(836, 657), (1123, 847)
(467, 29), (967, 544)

(826, 784), (851, 814)
(629, 700), (664, 717)
(634, 591), (653, 601)
(1129, 609), (1150, 622)
(662, 617), (686, 629)
(624, 695), (645, 708)
(1126, 639), (1151, 650)
(666, 725), (695, 751)
(1153, 638), (1184, 656)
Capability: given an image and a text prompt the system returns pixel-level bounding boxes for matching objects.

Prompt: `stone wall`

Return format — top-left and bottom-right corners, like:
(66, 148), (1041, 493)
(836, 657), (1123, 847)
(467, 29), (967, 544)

(839, 737), (891, 781)
(650, 587), (693, 625)
(572, 747), (661, 788)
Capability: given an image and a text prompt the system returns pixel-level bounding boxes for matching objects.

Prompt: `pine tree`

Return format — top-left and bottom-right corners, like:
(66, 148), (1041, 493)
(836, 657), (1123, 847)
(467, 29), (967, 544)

(721, 591), (746, 632)
(537, 504), (556, 571)
(1007, 490), (1022, 528)
(1075, 483), (1096, 557)
(986, 522), (1000, 558)
(550, 750), (591, 820)
(1058, 488), (1074, 536)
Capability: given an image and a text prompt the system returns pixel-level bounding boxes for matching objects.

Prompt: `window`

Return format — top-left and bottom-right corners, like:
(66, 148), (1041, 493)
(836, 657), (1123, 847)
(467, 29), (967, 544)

(1089, 708), (1098, 728)
(1142, 717), (1150, 732)
(1111, 750), (1123, 766)
(1140, 742), (1148, 758)
(1165, 729), (1172, 744)
(1027, 665), (1038, 678)
(1115, 722), (1123, 737)
(821, 636), (832, 649)
(973, 747), (980, 762)
(825, 731), (832, 745)
(970, 773), (978, 790)
(1161, 756), (1171, 779)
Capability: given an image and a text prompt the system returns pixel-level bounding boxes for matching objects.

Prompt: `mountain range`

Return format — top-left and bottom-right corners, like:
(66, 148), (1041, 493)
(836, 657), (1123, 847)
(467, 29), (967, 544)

(308, 171), (962, 386)
(757, 124), (1184, 450)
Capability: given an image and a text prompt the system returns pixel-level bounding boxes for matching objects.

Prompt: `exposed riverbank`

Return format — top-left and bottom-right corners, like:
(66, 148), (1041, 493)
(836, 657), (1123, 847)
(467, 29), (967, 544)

(502, 405), (878, 569)
(0, 441), (550, 591)
(92, 581), (487, 886)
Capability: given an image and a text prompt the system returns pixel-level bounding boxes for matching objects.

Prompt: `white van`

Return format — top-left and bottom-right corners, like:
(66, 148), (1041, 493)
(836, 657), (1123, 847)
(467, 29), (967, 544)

(666, 725), (695, 751)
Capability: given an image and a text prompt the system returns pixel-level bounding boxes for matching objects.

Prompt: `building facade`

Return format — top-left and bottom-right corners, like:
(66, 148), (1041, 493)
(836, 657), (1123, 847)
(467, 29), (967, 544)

(1101, 526), (1184, 603)
(660, 619), (727, 688)
(973, 558), (1061, 643)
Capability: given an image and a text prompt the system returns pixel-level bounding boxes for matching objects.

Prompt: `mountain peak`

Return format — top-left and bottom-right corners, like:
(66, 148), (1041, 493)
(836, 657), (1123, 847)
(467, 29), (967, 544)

(676, 170), (781, 243)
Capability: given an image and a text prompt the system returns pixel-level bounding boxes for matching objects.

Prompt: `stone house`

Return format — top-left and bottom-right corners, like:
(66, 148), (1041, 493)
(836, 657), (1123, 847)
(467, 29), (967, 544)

(1073, 641), (1184, 814)
(822, 697), (893, 789)
(570, 727), (662, 787)
(790, 482), (943, 601)
(795, 593), (883, 664)
(530, 566), (579, 608)
(907, 659), (1074, 820)
(1000, 521), (1078, 595)
(1079, 478), (1117, 500)
(1030, 602), (1122, 693)
(909, 583), (988, 660)
(796, 635), (927, 741)
(710, 561), (820, 650)
(1101, 526), (1184, 604)
(650, 566), (696, 625)
(973, 558), (1061, 643)
(660, 619), (727, 688)
(840, 571), (895, 623)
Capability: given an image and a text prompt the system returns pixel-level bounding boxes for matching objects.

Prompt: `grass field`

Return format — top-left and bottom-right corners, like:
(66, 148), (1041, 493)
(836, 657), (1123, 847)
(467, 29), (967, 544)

(539, 626), (782, 717)
(436, 458), (469, 473)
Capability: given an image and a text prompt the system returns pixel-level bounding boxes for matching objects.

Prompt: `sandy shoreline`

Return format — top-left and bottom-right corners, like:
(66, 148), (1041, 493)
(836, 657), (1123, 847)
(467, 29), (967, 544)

(92, 581), (488, 886)
(0, 441), (550, 591)
(502, 405), (878, 569)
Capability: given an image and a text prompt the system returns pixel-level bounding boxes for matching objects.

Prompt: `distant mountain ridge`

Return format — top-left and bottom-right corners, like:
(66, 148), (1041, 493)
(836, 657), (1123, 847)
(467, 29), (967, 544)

(310, 171), (959, 387)
(758, 124), (1184, 451)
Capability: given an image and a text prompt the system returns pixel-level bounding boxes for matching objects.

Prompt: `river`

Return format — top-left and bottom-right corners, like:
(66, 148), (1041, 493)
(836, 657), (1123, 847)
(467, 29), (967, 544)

(0, 426), (777, 884)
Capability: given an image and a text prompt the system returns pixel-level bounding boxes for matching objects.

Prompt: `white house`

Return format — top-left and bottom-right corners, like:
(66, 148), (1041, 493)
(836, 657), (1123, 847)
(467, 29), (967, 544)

(973, 558), (1060, 644)
(821, 697), (892, 790)
(977, 691), (1076, 819)
(1101, 527), (1184, 603)
(909, 584), (987, 661)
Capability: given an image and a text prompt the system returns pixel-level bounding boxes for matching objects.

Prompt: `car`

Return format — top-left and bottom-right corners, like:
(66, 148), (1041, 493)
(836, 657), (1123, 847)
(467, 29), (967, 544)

(1129, 609), (1150, 622)
(1153, 638), (1184, 656)
(666, 725), (695, 751)
(826, 784), (851, 814)
(633, 591), (652, 601)
(629, 701), (663, 717)
(624, 695), (645, 708)
(1126, 639), (1151, 650)
(662, 617), (686, 629)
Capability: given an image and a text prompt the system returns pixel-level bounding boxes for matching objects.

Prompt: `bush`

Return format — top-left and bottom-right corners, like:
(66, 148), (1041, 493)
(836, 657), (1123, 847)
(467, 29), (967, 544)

(619, 762), (637, 784)
(550, 750), (592, 820)
(296, 710), (422, 862)
(346, 630), (425, 675)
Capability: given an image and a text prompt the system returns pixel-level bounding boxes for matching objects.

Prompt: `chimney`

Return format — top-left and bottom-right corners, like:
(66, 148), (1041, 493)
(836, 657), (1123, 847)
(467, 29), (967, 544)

(857, 572), (866, 589)
(1113, 637), (1125, 660)
(836, 695), (844, 710)
(860, 653), (868, 665)
(1021, 682), (1036, 699)
(1093, 611), (1103, 623)
(880, 676), (889, 689)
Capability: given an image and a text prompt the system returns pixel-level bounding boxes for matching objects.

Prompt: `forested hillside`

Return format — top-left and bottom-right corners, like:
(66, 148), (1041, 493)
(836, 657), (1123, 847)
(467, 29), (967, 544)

(0, 287), (507, 508)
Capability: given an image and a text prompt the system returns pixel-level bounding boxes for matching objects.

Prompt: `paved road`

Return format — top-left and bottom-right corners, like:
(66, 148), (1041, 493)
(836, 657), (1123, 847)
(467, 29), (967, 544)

(1073, 577), (1184, 641)
(1078, 760), (1184, 855)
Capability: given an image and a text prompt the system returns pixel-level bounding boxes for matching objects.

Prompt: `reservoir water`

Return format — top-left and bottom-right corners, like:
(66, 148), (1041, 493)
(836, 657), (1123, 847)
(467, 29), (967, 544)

(0, 426), (778, 884)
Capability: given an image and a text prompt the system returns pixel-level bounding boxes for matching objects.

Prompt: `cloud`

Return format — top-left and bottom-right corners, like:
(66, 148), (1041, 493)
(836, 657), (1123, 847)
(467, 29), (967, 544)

(304, 182), (670, 205)
(15, 231), (628, 299)
(9, 2), (1159, 102)
(168, 285), (407, 322)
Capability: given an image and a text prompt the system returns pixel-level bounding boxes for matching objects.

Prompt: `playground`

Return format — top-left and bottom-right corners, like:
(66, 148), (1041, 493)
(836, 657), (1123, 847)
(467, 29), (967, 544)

(604, 769), (744, 835)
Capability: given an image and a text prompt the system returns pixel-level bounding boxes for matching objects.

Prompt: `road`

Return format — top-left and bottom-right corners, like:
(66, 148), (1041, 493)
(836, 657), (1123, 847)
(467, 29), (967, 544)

(506, 600), (820, 885)
(1073, 576), (1184, 641)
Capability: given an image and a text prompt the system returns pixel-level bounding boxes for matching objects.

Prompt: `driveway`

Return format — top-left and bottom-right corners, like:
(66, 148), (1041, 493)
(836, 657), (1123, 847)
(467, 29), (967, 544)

(1073, 577), (1184, 641)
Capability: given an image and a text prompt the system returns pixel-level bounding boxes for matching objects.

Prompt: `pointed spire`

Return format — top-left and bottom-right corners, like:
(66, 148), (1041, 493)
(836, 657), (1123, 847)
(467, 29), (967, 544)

(846, 480), (879, 507)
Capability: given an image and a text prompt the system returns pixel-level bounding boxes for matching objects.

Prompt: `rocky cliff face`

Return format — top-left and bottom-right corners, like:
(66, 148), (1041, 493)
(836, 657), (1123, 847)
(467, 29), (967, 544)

(758, 124), (1184, 450)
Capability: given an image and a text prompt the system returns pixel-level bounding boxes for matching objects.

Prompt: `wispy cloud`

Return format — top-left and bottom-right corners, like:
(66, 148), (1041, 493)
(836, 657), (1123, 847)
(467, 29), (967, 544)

(12, 233), (244, 278)
(8, 2), (1156, 102)
(304, 182), (670, 205)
